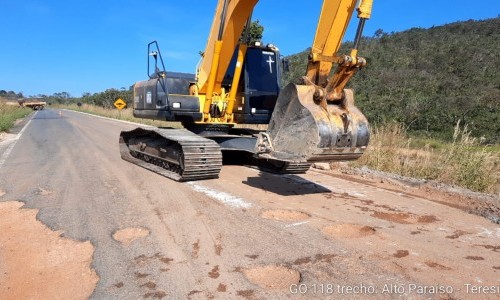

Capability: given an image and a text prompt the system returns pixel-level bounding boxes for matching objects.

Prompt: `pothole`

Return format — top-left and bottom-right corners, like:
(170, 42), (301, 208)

(37, 188), (53, 196)
(371, 211), (439, 224)
(113, 227), (150, 246)
(243, 265), (300, 290)
(261, 209), (310, 222)
(322, 223), (376, 238)
(0, 201), (98, 298)
(393, 250), (410, 258)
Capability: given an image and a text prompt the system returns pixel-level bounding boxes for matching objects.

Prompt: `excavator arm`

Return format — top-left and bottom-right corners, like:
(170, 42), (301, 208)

(306, 0), (373, 103)
(256, 0), (373, 163)
(196, 0), (372, 125)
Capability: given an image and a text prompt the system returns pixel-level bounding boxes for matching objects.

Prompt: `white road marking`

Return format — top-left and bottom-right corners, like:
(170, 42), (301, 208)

(0, 112), (36, 169)
(284, 221), (309, 228)
(60, 109), (155, 128)
(187, 182), (252, 209)
(476, 226), (500, 237)
(66, 109), (252, 210)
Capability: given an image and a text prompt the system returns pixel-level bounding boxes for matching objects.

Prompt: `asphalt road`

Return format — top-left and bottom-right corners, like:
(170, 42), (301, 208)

(0, 109), (498, 299)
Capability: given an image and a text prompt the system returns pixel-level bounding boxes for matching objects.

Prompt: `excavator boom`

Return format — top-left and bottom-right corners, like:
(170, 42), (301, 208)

(197, 0), (257, 94)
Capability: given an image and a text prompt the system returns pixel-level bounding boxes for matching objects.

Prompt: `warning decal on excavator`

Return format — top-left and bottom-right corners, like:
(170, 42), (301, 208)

(114, 98), (126, 110)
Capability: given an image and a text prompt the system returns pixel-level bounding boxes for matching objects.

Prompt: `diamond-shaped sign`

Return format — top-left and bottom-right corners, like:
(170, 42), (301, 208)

(114, 98), (126, 110)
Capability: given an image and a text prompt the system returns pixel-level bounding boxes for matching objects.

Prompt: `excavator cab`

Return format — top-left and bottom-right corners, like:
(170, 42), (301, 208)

(132, 41), (283, 126)
(223, 44), (282, 124)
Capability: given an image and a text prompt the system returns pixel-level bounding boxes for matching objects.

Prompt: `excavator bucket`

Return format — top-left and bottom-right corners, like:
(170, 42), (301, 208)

(255, 83), (370, 163)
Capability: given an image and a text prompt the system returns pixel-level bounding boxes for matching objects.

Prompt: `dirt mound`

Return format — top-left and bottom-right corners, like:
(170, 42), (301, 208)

(322, 223), (376, 238)
(261, 209), (310, 222)
(243, 265), (300, 290)
(113, 227), (150, 246)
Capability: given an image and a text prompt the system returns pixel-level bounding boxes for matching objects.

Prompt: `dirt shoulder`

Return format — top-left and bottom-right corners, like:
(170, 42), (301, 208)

(314, 163), (500, 224)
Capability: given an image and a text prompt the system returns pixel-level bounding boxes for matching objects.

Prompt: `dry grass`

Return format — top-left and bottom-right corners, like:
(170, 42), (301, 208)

(352, 122), (499, 194)
(59, 104), (182, 128)
(0, 103), (32, 132)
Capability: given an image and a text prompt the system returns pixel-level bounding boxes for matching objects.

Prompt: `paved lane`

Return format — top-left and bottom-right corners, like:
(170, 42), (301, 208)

(0, 109), (498, 299)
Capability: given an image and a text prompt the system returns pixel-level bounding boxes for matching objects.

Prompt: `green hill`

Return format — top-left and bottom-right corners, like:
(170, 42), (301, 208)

(283, 18), (499, 143)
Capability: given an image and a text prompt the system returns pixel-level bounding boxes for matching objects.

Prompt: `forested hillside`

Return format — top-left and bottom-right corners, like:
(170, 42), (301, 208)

(283, 18), (499, 143)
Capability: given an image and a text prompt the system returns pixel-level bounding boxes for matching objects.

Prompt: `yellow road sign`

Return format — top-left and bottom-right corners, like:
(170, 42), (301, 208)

(114, 98), (126, 110)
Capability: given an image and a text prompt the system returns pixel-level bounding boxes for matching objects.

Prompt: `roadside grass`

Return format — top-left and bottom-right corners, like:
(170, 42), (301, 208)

(58, 103), (182, 128)
(0, 103), (32, 132)
(59, 104), (499, 194)
(351, 122), (500, 194)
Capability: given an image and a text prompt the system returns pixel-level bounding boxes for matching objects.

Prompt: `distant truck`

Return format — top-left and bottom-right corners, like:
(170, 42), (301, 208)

(21, 100), (46, 110)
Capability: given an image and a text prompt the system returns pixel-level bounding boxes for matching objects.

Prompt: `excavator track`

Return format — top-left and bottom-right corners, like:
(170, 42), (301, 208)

(279, 161), (312, 174)
(257, 159), (311, 174)
(119, 127), (222, 181)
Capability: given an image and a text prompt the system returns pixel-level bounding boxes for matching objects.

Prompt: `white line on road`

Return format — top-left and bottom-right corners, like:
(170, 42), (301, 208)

(66, 109), (254, 209)
(0, 112), (36, 169)
(187, 182), (252, 209)
(284, 221), (309, 228)
(60, 109), (154, 128)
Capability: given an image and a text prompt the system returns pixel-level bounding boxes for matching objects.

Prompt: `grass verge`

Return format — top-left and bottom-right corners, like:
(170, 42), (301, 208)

(0, 103), (32, 132)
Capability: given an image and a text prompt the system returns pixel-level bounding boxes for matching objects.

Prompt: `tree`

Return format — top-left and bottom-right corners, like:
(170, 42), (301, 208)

(241, 20), (264, 44)
(374, 29), (385, 38)
(74, 88), (132, 108)
(199, 20), (265, 56)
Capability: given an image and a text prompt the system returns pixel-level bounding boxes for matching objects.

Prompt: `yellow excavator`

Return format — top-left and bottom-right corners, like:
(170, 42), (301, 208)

(120, 0), (373, 181)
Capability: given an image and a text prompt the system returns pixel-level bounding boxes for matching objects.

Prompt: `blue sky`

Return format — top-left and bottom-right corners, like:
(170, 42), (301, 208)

(1, 0), (498, 97)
